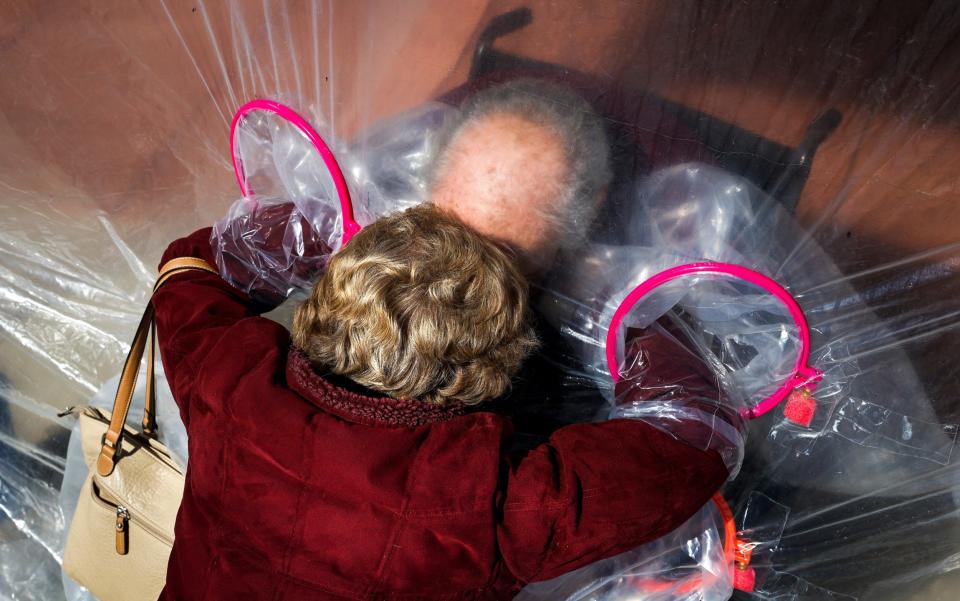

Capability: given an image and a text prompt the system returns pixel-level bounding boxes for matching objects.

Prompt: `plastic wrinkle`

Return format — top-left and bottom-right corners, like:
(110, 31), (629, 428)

(830, 397), (958, 465)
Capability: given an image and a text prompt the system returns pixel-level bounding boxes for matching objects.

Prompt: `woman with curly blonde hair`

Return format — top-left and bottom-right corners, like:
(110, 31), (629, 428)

(153, 203), (727, 599)
(292, 205), (537, 406)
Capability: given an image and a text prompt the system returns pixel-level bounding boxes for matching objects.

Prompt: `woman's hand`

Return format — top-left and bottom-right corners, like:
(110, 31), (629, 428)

(212, 200), (333, 307)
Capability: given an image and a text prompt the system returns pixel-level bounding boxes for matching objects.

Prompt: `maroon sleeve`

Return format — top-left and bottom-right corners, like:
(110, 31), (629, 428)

(614, 322), (746, 461)
(497, 418), (728, 583)
(153, 227), (283, 427)
(213, 201), (332, 305)
(617, 323), (722, 403)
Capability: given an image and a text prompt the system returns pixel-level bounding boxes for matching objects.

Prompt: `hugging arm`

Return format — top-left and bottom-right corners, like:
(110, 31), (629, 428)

(497, 417), (727, 583)
(152, 227), (282, 427)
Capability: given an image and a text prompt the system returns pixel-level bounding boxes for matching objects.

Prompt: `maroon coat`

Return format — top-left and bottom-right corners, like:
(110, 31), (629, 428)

(154, 228), (728, 600)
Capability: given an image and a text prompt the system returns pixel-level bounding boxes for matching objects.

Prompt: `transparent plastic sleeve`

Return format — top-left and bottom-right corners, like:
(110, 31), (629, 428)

(517, 500), (733, 601)
(611, 320), (749, 477)
(211, 198), (333, 304)
(210, 100), (457, 302)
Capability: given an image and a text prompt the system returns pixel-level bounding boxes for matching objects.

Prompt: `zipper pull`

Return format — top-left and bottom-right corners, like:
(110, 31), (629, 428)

(115, 505), (130, 555)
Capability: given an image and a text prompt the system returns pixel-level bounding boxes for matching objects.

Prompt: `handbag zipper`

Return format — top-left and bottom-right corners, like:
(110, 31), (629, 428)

(116, 505), (130, 555)
(91, 481), (174, 551)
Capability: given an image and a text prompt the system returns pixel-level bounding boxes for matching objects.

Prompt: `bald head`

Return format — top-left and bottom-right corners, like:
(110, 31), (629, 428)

(429, 79), (612, 276)
(431, 112), (568, 272)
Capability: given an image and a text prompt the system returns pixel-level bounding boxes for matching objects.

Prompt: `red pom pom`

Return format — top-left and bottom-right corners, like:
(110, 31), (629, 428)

(784, 389), (816, 427)
(733, 567), (756, 592)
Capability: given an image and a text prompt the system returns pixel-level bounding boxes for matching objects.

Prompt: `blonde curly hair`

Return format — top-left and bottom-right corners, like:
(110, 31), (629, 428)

(292, 205), (538, 405)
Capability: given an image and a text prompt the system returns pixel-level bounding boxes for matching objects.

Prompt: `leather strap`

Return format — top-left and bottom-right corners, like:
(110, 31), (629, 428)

(96, 257), (219, 477)
(142, 257), (217, 437)
(142, 320), (158, 438)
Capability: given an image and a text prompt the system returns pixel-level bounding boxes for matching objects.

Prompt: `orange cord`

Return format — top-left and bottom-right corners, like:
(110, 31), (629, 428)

(713, 492), (738, 566)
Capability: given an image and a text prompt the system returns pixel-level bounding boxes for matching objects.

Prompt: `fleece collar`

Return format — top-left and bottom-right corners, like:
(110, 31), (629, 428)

(286, 348), (466, 428)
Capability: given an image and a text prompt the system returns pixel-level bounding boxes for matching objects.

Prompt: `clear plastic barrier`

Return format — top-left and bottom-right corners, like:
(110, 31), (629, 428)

(1, 2), (958, 600)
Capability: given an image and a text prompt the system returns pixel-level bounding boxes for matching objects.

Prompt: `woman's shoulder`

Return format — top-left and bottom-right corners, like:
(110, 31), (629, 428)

(192, 316), (292, 406)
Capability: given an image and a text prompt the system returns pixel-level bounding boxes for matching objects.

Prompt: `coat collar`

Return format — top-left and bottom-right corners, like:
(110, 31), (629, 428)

(286, 348), (467, 428)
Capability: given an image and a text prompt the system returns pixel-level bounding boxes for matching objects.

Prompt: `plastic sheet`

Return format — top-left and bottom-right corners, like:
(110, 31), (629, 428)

(2, 2), (960, 600)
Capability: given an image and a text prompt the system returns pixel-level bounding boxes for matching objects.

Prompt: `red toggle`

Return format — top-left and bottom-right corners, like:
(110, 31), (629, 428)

(784, 388), (817, 427)
(733, 566), (757, 592)
(733, 538), (756, 592)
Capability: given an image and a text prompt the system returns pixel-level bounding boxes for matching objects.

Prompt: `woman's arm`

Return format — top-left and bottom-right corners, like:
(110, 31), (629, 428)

(152, 227), (285, 427)
(497, 417), (727, 583)
(612, 320), (747, 475)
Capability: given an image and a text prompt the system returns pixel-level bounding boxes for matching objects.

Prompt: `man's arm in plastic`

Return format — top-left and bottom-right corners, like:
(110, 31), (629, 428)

(497, 417), (728, 583)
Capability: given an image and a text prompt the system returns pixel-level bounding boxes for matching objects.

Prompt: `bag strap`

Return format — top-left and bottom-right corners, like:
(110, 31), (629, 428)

(96, 257), (218, 477)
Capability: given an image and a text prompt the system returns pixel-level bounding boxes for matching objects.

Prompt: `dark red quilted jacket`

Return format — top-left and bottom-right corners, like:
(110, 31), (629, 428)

(154, 228), (727, 600)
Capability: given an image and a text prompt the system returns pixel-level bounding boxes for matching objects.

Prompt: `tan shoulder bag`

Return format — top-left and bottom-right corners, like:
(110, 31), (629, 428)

(64, 257), (218, 601)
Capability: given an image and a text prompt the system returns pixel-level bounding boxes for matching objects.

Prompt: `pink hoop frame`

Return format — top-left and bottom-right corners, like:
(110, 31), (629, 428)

(229, 99), (362, 246)
(605, 261), (822, 420)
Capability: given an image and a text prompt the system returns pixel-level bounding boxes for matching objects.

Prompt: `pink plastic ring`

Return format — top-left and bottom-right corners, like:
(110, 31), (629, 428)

(605, 262), (822, 420)
(229, 99), (362, 246)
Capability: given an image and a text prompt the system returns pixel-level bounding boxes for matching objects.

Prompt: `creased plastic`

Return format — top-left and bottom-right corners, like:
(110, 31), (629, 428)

(517, 501), (733, 601)
(2, 2), (959, 601)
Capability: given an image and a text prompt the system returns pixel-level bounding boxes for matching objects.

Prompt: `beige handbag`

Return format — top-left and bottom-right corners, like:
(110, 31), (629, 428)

(64, 257), (218, 601)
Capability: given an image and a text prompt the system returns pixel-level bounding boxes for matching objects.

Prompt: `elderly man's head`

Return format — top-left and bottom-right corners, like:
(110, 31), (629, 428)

(430, 79), (611, 274)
